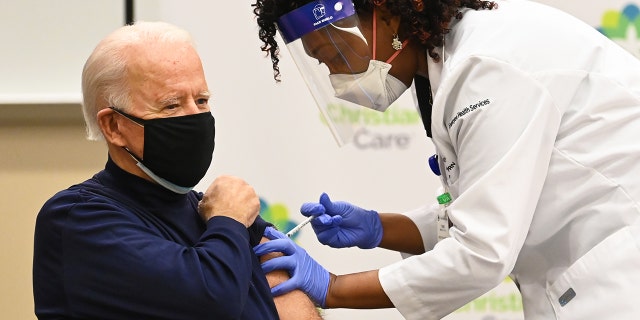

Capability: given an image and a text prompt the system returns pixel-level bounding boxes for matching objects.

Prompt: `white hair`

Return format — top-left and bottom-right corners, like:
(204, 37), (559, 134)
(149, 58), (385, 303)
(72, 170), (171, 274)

(81, 21), (195, 140)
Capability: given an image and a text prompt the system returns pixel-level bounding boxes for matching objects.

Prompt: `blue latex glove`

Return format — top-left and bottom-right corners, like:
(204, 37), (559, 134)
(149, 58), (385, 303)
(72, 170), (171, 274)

(300, 193), (382, 249)
(253, 227), (330, 307)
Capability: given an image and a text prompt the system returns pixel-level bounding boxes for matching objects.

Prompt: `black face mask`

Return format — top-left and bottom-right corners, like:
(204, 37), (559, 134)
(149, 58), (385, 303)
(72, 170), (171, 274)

(110, 107), (215, 192)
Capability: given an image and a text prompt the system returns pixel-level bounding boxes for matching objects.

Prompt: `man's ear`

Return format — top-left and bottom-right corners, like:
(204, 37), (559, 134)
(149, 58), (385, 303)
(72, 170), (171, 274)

(97, 108), (126, 147)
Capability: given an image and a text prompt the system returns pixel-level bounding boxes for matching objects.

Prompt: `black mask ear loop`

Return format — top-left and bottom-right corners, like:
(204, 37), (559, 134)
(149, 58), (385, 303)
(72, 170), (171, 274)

(109, 106), (145, 163)
(109, 106), (146, 126)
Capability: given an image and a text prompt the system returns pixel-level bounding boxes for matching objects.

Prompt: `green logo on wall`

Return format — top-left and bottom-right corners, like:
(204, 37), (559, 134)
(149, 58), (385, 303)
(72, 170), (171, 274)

(259, 197), (299, 239)
(598, 4), (640, 57)
(322, 103), (421, 126)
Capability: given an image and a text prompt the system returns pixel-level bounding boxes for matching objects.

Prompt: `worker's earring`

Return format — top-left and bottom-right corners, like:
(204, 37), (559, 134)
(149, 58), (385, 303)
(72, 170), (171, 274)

(413, 0), (424, 12)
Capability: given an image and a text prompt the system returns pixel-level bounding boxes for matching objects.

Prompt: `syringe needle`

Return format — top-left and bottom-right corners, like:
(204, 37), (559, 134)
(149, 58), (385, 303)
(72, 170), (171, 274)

(285, 215), (316, 237)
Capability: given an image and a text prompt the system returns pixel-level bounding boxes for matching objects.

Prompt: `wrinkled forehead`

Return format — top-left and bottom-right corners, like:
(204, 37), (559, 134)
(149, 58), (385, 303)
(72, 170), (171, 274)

(125, 42), (208, 101)
(127, 42), (203, 76)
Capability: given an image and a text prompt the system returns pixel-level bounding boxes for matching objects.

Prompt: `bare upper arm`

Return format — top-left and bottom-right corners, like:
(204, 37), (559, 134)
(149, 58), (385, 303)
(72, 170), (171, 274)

(259, 236), (323, 320)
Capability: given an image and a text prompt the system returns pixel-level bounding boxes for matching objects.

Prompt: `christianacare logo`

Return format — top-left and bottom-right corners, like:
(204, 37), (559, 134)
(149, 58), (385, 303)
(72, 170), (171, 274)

(321, 100), (424, 150)
(598, 4), (640, 58)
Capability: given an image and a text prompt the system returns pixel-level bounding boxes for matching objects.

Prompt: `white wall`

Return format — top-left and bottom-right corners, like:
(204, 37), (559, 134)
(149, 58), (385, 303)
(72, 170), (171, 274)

(0, 0), (123, 103)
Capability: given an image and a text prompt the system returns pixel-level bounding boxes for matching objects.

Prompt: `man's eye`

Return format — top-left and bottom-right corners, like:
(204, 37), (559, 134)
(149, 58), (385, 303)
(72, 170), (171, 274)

(196, 98), (209, 105)
(166, 104), (179, 110)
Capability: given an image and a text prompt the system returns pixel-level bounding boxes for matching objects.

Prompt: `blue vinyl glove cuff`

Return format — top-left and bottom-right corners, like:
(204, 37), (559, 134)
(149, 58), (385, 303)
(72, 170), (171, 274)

(254, 227), (330, 307)
(301, 193), (382, 249)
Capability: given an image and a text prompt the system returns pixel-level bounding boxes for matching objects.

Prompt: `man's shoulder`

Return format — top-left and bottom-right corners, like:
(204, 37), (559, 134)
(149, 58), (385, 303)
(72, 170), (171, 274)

(37, 173), (122, 218)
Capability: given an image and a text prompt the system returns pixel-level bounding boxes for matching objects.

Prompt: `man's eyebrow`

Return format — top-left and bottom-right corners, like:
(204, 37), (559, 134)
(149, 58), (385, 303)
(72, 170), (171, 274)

(158, 96), (180, 106)
(158, 91), (211, 105)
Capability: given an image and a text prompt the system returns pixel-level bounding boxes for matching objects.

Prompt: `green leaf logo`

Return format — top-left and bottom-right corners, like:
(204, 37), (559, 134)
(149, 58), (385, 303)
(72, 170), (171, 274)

(598, 4), (640, 57)
(259, 197), (301, 240)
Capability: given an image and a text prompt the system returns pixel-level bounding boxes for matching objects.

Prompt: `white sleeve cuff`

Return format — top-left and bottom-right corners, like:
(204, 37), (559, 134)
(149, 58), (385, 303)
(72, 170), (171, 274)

(399, 203), (439, 259)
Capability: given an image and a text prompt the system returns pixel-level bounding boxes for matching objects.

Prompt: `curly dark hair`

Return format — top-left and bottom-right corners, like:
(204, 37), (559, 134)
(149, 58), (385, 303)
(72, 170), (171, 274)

(252, 0), (496, 82)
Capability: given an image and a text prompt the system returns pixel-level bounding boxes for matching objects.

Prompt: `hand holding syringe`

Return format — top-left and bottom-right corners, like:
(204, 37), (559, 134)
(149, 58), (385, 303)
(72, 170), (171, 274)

(292, 193), (383, 248)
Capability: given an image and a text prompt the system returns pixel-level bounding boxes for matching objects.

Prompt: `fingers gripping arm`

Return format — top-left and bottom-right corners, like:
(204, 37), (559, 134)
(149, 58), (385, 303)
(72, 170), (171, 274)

(258, 234), (322, 319)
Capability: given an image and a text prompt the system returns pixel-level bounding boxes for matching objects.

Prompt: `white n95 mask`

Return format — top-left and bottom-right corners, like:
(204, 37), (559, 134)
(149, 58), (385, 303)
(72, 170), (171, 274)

(329, 59), (408, 112)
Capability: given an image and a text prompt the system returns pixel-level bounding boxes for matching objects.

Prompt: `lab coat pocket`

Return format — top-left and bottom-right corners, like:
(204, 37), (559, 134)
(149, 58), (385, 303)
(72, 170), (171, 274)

(546, 225), (640, 319)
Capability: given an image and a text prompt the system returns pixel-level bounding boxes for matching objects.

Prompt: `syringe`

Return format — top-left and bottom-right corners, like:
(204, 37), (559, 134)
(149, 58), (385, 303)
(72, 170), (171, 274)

(285, 215), (316, 237)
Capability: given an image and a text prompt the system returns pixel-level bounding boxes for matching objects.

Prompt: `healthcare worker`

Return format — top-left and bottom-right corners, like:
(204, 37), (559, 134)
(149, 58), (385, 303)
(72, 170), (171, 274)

(251, 0), (640, 319)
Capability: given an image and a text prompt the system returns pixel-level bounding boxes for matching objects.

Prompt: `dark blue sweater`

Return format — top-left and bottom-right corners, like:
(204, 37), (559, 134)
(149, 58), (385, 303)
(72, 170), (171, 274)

(33, 159), (278, 319)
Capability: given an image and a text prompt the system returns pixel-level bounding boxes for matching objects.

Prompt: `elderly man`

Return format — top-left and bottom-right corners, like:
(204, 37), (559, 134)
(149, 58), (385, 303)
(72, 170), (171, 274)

(33, 21), (319, 319)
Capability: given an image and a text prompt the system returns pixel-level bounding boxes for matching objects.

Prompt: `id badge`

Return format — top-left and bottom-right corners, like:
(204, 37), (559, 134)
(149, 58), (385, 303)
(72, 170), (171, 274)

(437, 192), (452, 241)
(430, 155), (453, 242)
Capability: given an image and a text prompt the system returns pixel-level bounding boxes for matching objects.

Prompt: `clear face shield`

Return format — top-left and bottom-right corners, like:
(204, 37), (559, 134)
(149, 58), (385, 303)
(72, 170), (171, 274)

(278, 0), (409, 145)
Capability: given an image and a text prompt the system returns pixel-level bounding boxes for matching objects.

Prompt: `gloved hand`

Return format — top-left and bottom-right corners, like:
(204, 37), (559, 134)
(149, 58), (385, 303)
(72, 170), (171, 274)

(253, 227), (330, 307)
(300, 193), (382, 249)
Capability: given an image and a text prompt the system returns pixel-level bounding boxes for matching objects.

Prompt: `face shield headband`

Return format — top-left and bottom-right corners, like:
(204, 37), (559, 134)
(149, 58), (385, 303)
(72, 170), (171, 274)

(277, 0), (358, 44)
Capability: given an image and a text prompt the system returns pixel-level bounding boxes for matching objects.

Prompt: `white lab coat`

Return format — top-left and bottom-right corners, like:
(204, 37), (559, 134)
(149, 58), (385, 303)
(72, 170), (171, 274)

(378, 0), (640, 319)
